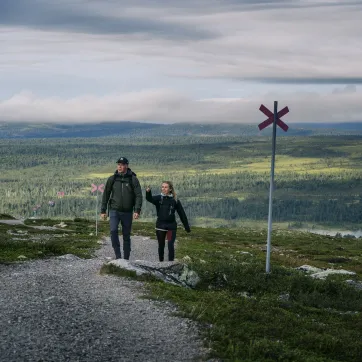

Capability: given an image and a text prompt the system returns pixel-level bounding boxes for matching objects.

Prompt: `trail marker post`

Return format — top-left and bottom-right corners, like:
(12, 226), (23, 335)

(57, 192), (65, 221)
(91, 183), (104, 236)
(48, 200), (55, 218)
(258, 101), (290, 273)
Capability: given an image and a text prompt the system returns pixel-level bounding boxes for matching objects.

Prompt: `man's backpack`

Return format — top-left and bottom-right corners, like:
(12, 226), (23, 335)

(107, 172), (137, 215)
(110, 173), (136, 192)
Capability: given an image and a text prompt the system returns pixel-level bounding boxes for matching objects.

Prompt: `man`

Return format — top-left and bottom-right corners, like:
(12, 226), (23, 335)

(100, 157), (142, 260)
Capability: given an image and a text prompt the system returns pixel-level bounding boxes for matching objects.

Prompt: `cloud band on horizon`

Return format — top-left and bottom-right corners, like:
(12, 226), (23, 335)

(1, 86), (361, 124)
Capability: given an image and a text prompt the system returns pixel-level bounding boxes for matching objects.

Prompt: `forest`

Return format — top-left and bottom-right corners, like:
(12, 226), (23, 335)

(1, 121), (362, 139)
(0, 134), (361, 229)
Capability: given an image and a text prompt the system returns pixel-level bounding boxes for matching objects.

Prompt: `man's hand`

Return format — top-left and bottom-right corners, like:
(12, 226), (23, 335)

(100, 213), (107, 221)
(133, 212), (140, 220)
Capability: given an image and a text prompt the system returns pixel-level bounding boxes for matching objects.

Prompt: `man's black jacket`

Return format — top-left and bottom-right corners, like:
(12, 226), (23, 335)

(101, 169), (142, 214)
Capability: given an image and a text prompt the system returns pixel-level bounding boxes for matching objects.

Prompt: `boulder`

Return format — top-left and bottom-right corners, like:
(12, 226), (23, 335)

(108, 259), (200, 288)
(296, 264), (356, 279)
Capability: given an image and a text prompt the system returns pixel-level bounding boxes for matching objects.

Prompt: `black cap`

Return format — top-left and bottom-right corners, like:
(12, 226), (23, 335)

(116, 157), (129, 164)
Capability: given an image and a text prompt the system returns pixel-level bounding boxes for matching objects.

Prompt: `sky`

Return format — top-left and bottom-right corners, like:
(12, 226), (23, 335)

(0, 0), (362, 124)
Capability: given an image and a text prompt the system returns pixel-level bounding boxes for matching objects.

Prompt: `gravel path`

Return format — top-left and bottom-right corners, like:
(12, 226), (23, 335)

(0, 234), (208, 362)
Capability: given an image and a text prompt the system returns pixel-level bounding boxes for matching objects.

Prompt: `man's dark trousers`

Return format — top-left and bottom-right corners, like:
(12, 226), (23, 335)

(109, 210), (133, 259)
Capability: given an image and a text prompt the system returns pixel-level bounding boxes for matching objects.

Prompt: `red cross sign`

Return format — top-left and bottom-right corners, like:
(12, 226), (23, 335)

(258, 104), (289, 132)
(91, 183), (104, 193)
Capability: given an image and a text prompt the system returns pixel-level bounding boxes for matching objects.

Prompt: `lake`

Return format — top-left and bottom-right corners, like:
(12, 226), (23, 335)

(303, 229), (362, 238)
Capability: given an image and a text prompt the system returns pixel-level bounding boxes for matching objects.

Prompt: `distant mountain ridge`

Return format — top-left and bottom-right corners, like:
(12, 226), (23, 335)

(0, 121), (361, 138)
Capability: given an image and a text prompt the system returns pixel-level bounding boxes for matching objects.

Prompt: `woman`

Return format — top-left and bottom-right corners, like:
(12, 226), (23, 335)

(146, 181), (191, 262)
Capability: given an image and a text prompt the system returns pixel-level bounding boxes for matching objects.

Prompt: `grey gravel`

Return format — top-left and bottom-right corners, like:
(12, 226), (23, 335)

(0, 220), (24, 225)
(0, 234), (209, 362)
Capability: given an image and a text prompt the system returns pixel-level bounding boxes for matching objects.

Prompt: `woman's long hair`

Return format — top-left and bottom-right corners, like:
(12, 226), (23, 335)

(163, 181), (177, 200)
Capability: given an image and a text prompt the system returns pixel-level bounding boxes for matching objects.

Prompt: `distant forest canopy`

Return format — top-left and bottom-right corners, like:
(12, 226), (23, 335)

(0, 121), (362, 138)
(0, 134), (361, 227)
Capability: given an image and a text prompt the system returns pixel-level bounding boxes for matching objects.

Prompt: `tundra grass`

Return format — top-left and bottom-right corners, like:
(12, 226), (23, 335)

(0, 213), (16, 220)
(0, 218), (105, 263)
(127, 222), (362, 361)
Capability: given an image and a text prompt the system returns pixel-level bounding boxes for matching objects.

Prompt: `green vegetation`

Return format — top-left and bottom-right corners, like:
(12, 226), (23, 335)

(0, 135), (361, 229)
(0, 218), (106, 263)
(1, 128), (360, 360)
(129, 222), (362, 361)
(1, 121), (362, 139)
(0, 213), (15, 220)
(2, 216), (361, 361)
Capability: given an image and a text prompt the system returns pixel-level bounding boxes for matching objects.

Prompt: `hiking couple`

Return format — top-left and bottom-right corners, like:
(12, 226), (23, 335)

(100, 157), (190, 262)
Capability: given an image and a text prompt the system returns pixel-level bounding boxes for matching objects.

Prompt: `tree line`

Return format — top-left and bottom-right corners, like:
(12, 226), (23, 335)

(0, 135), (361, 226)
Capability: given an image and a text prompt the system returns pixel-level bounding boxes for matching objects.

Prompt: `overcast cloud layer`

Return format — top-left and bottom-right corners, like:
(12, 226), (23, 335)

(1, 0), (361, 123)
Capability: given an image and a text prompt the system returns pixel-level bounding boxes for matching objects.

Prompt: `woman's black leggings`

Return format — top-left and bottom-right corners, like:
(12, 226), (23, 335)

(156, 230), (177, 261)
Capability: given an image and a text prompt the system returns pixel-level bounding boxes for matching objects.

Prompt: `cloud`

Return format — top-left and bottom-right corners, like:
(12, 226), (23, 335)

(0, 0), (362, 115)
(0, 0), (215, 40)
(239, 78), (362, 85)
(1, 1), (361, 85)
(332, 85), (357, 94)
(172, 3), (362, 84)
(1, 88), (361, 123)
